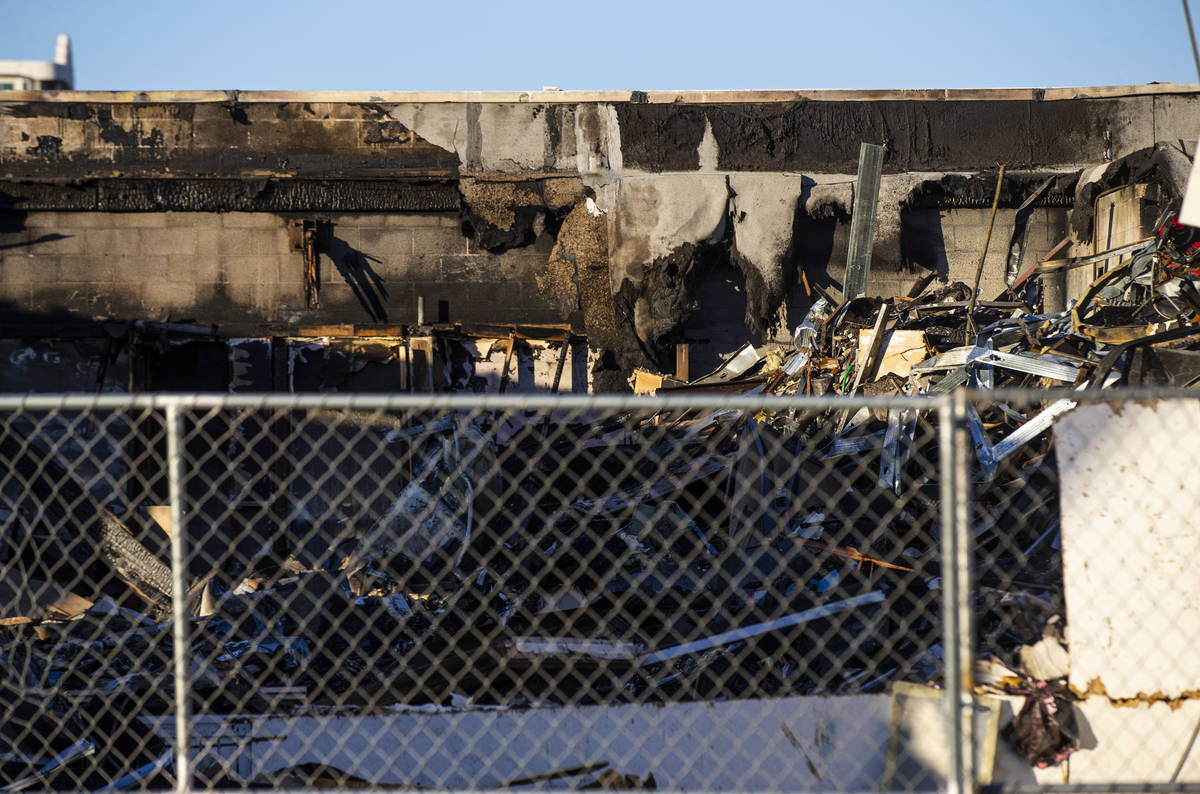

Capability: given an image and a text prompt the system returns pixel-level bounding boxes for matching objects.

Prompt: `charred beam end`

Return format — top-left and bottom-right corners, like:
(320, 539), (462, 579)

(904, 171), (1079, 210)
(0, 178), (461, 213)
(96, 510), (174, 613)
(0, 428), (174, 613)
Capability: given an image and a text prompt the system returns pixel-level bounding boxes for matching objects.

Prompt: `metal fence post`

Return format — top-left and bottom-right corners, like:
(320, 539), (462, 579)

(940, 389), (975, 794)
(166, 401), (192, 794)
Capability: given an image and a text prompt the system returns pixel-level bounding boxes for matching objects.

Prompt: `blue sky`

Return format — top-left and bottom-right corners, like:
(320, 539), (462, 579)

(2, 0), (1198, 91)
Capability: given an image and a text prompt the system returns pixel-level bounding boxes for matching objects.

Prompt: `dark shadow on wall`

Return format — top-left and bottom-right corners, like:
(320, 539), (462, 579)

(569, 340), (588, 394)
(900, 208), (950, 282)
(0, 233), (71, 252)
(0, 301), (112, 329)
(794, 215), (843, 294)
(0, 210), (71, 251)
(321, 230), (389, 323)
(677, 258), (752, 377)
(793, 178), (846, 295)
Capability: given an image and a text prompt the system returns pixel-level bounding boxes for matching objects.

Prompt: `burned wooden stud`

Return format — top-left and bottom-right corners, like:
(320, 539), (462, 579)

(675, 343), (690, 382)
(498, 333), (517, 394)
(288, 219), (320, 310)
(966, 164), (1006, 339)
(549, 336), (570, 394)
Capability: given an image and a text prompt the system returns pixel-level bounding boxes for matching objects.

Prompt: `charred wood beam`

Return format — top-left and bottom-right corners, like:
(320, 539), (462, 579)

(0, 178), (460, 213)
(0, 425), (174, 613)
(288, 219), (322, 309)
(904, 171), (1077, 210)
(94, 511), (174, 613)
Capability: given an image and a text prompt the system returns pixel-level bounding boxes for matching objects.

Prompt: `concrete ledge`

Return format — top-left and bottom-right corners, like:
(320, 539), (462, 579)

(2, 84), (1199, 104)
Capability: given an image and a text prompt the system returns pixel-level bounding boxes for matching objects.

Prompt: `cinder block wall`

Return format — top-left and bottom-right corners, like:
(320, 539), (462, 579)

(0, 203), (1074, 341)
(798, 207), (1071, 302)
(0, 211), (565, 326)
(935, 207), (1071, 298)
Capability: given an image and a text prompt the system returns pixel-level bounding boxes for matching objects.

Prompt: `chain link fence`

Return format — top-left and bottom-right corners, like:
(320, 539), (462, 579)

(0, 391), (1197, 792)
(960, 389), (1200, 791)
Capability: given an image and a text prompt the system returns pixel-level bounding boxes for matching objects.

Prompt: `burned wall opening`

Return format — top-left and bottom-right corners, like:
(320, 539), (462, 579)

(676, 258), (753, 377)
(614, 237), (736, 375)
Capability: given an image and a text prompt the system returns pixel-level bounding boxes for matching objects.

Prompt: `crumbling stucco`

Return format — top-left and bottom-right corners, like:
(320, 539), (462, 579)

(459, 176), (585, 252)
(616, 241), (720, 367)
(538, 198), (626, 390)
(607, 174), (729, 353)
(572, 103), (623, 214)
(802, 180), (854, 220)
(382, 102), (579, 174)
(538, 201), (592, 315)
(608, 175), (725, 276)
(874, 174), (926, 274)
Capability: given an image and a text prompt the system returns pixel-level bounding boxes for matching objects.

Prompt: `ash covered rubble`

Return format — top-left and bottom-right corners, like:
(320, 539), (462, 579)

(624, 194), (1200, 770)
(5, 194), (1200, 787)
(0, 399), (935, 788)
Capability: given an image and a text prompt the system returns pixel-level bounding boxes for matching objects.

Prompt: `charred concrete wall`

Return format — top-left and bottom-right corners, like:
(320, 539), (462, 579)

(0, 210), (563, 327)
(1, 86), (1197, 387)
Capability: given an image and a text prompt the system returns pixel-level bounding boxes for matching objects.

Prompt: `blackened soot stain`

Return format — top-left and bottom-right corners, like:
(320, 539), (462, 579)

(25, 135), (62, 159)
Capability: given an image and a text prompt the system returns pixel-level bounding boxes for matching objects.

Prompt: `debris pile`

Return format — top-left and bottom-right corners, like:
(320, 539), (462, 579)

(5, 199), (1200, 786)
(0, 386), (940, 787)
(626, 201), (1200, 768)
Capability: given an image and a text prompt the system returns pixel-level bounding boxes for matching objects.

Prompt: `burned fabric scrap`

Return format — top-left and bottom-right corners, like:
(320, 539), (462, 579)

(1002, 682), (1079, 768)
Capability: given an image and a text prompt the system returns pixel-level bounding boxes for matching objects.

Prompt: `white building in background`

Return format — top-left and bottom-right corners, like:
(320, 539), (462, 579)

(0, 34), (73, 90)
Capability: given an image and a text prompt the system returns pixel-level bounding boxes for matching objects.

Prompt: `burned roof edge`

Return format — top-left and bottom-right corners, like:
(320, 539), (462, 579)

(2, 83), (1200, 104)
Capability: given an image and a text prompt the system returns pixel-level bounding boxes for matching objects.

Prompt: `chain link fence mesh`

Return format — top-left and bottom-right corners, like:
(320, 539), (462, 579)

(964, 390), (1200, 789)
(3, 391), (1198, 791)
(0, 404), (175, 790)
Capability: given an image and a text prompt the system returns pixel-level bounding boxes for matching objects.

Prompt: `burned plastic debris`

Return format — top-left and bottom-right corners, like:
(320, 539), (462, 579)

(1001, 681), (1080, 768)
